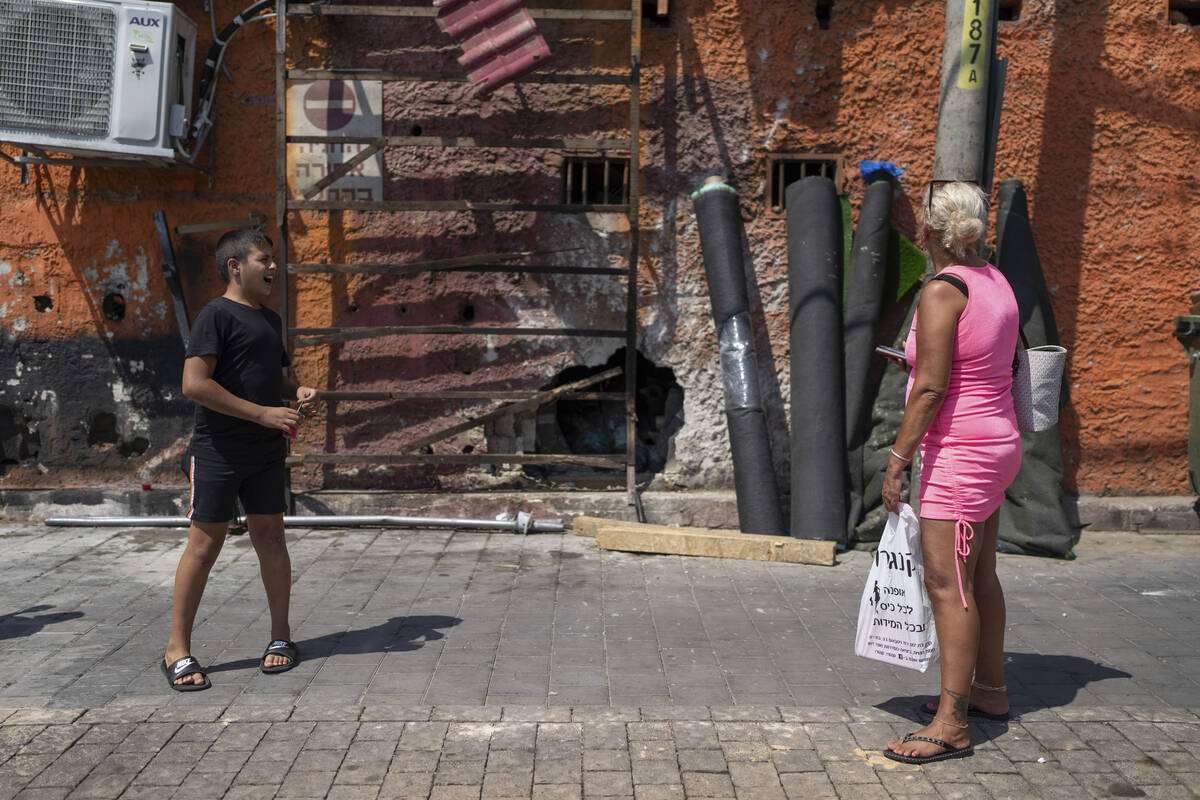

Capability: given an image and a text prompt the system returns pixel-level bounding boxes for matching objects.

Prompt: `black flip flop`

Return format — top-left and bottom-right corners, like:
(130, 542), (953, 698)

(260, 639), (299, 674)
(161, 656), (211, 692)
(884, 733), (974, 765)
(917, 700), (1011, 722)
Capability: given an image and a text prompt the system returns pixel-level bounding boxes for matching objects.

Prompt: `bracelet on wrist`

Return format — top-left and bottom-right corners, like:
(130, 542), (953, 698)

(890, 448), (912, 464)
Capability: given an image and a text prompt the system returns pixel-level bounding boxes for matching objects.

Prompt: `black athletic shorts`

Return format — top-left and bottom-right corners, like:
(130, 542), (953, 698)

(187, 452), (286, 523)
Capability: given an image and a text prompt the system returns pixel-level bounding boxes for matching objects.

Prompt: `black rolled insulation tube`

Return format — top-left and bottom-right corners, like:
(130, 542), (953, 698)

(692, 177), (786, 536)
(993, 178), (1076, 559)
(786, 176), (846, 542)
(843, 179), (893, 539)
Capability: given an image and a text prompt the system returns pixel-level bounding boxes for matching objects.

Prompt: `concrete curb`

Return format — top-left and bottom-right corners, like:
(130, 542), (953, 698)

(3, 487), (1198, 532)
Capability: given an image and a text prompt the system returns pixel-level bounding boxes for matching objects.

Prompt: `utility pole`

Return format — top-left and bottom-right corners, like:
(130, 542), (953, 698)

(932, 0), (1004, 191)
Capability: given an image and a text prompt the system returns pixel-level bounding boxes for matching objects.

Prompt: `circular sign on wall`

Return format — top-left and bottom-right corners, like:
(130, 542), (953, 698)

(302, 80), (357, 131)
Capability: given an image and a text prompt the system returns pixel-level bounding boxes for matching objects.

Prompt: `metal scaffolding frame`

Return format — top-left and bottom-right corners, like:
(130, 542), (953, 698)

(274, 1), (642, 503)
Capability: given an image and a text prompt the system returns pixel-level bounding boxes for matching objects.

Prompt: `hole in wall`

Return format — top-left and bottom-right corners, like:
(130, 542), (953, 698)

(86, 411), (119, 447)
(410, 124), (423, 136)
(119, 437), (149, 457)
(460, 304), (475, 323)
(815, 0), (832, 29)
(528, 348), (683, 478)
(998, 0), (1021, 21)
(398, 304), (408, 316)
(33, 295), (52, 312)
(641, 0), (670, 26)
(0, 405), (40, 475)
(1170, 2), (1200, 24)
(348, 303), (358, 313)
(102, 293), (126, 322)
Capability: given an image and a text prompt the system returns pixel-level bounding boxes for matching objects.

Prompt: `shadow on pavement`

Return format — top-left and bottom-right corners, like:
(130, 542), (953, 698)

(0, 605), (84, 641)
(207, 614), (462, 673)
(874, 652), (1134, 728)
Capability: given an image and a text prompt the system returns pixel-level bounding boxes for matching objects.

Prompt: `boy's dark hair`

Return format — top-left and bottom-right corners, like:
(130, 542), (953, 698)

(215, 229), (273, 282)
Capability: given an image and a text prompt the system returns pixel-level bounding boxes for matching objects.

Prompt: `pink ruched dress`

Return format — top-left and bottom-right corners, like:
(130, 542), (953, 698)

(904, 264), (1022, 603)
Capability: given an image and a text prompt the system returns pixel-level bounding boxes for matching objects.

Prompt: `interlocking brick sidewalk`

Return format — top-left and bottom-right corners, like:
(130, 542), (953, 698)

(2, 704), (1198, 798)
(1, 523), (1198, 797)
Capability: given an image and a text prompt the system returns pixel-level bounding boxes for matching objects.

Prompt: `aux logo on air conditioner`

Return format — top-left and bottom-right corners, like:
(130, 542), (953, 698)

(129, 16), (160, 26)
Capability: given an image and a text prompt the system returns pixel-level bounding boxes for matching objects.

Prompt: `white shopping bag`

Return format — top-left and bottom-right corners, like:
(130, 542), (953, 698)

(854, 503), (939, 672)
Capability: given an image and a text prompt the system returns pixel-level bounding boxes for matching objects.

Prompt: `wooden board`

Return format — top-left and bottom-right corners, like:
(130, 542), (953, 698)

(570, 515), (627, 537)
(594, 524), (836, 567)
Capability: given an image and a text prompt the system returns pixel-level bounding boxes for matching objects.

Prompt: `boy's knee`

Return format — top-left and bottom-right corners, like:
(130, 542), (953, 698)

(248, 517), (287, 548)
(188, 537), (224, 567)
(255, 532), (287, 551)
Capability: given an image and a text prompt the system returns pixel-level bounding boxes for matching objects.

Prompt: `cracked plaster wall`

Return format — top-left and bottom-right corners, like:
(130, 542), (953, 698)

(1, 0), (1198, 495)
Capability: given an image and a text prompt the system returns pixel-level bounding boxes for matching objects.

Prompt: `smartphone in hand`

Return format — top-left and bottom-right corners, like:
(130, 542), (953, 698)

(875, 345), (909, 369)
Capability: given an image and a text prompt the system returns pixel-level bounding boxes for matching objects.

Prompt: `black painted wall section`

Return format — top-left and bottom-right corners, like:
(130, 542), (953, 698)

(0, 333), (193, 486)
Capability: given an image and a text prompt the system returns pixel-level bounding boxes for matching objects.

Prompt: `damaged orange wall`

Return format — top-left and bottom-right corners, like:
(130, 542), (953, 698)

(0, 1), (294, 489)
(647, 0), (1200, 496)
(1, 0), (1197, 496)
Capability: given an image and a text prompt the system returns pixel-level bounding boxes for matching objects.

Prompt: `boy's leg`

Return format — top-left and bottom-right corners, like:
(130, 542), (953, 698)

(247, 512), (293, 669)
(165, 520), (228, 686)
(242, 459), (294, 669)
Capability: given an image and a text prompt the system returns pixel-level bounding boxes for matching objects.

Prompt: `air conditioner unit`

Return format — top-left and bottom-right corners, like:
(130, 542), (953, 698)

(0, 0), (197, 162)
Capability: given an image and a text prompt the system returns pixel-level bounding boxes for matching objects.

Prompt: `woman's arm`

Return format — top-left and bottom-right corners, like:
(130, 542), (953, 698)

(183, 355), (300, 434)
(881, 280), (967, 513)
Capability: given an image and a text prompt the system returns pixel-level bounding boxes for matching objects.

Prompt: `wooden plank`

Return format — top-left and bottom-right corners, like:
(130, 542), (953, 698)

(319, 390), (622, 402)
(286, 135), (629, 150)
(288, 199), (630, 213)
(287, 249), (567, 276)
(286, 453), (625, 468)
(624, 0), (641, 506)
(288, 5), (632, 21)
(300, 138), (384, 200)
(594, 524), (837, 567)
(290, 263), (624, 277)
(289, 69), (632, 86)
(291, 325), (626, 347)
(275, 0), (288, 351)
(399, 367), (621, 452)
(569, 515), (632, 537)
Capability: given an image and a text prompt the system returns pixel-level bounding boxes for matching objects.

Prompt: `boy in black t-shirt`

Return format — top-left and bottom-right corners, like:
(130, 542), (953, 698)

(162, 229), (318, 691)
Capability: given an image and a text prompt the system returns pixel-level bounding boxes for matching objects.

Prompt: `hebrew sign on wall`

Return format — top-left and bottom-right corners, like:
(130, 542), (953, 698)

(285, 80), (383, 202)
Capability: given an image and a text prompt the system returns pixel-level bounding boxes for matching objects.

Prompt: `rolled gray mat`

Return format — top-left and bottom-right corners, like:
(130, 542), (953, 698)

(786, 176), (846, 542)
(693, 178), (786, 536)
(844, 179), (893, 540)
(994, 178), (1077, 558)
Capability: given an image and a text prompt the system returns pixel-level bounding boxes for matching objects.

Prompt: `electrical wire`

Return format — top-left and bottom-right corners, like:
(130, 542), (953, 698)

(181, 0), (276, 162)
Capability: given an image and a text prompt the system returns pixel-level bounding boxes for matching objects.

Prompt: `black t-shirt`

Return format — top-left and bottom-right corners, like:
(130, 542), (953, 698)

(185, 297), (290, 464)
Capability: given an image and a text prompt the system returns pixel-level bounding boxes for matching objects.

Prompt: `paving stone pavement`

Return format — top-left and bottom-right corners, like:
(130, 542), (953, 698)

(0, 522), (1198, 798)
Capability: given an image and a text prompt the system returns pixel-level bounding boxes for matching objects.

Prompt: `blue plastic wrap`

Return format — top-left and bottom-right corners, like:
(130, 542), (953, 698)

(859, 161), (904, 182)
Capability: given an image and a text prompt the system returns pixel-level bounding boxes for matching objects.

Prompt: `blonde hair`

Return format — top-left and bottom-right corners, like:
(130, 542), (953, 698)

(922, 181), (988, 259)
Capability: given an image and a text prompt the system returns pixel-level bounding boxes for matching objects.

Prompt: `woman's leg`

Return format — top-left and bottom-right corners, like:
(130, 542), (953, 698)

(888, 516), (985, 757)
(970, 509), (1008, 714)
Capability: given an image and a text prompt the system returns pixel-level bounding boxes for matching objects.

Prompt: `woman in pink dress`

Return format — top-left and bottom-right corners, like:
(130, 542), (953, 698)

(881, 181), (1022, 764)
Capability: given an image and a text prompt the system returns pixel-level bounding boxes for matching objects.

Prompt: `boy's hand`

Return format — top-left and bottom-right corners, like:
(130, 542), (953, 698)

(259, 405), (301, 433)
(296, 386), (319, 413)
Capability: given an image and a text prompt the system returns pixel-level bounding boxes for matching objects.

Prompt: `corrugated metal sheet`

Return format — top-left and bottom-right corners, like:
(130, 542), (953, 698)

(434, 0), (552, 97)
